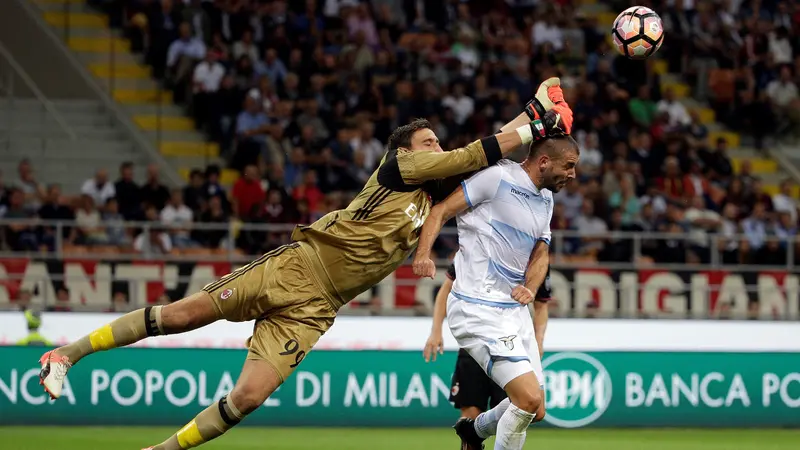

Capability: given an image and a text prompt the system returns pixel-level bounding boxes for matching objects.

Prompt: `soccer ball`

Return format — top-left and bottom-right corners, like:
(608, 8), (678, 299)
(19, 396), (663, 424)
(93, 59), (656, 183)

(611, 6), (664, 60)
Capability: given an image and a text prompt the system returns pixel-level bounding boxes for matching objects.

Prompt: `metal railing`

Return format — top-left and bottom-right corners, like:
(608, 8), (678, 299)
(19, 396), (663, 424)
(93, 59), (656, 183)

(0, 218), (798, 318)
(0, 40), (77, 142)
(0, 218), (797, 268)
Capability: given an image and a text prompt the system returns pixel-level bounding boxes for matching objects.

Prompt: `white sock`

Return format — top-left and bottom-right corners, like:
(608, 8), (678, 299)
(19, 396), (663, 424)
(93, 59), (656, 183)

(474, 398), (511, 439)
(494, 403), (534, 450)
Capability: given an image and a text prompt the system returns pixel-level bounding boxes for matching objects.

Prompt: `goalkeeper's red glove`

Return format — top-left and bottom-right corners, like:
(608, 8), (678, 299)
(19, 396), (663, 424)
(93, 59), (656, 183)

(545, 103), (573, 136)
(524, 77), (564, 121)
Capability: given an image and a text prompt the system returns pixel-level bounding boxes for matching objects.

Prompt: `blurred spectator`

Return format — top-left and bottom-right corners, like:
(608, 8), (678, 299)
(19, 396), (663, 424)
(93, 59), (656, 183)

(81, 169), (116, 206)
(556, 182), (583, 222)
(50, 287), (72, 312)
(573, 200), (607, 256)
(657, 157), (685, 200)
(140, 164), (170, 211)
(349, 122), (383, 171)
(15, 309), (52, 347)
(742, 202), (769, 255)
(3, 188), (38, 251)
(75, 195), (108, 245)
(114, 161), (141, 220)
(167, 22), (207, 102)
(255, 48), (288, 86)
(192, 50), (226, 131)
(232, 27), (260, 63)
(161, 189), (197, 248)
(699, 137), (734, 183)
(684, 196), (721, 263)
(194, 195), (229, 249)
(772, 179), (799, 223)
(767, 65), (800, 136)
(657, 88), (691, 130)
(629, 85), (658, 128)
(103, 198), (130, 247)
(134, 207), (172, 255)
(293, 170), (324, 213)
(183, 169), (206, 214)
(14, 159), (44, 214)
(231, 165), (266, 219)
(234, 95), (271, 172)
(38, 184), (74, 249)
(608, 177), (641, 225)
(719, 203), (741, 264)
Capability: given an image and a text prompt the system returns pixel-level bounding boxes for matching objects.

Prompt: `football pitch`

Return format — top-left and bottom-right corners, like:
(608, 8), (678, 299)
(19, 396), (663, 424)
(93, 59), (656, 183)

(0, 427), (798, 450)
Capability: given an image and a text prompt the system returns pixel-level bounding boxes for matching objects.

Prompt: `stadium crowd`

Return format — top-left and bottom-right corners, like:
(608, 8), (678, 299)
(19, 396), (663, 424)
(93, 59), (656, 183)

(1, 0), (799, 267)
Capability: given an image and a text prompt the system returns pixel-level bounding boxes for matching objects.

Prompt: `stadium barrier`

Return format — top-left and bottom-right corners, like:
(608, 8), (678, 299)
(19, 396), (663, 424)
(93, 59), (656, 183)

(0, 218), (797, 267)
(2, 260), (799, 319)
(2, 319), (800, 428)
(3, 219), (798, 318)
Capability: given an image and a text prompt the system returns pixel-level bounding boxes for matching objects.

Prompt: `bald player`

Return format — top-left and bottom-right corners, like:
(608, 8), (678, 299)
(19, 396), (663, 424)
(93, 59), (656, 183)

(37, 78), (572, 450)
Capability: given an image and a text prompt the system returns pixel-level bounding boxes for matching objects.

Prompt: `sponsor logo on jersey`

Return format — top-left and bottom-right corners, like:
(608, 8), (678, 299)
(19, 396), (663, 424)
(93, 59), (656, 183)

(510, 187), (530, 199)
(542, 352), (612, 428)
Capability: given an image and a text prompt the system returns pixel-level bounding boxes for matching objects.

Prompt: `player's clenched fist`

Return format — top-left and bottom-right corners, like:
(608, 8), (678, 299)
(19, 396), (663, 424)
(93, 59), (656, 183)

(511, 285), (534, 305)
(412, 257), (436, 279)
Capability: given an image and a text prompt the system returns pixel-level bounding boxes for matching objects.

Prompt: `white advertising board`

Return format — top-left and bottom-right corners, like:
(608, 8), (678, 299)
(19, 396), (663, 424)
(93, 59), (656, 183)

(2, 312), (800, 352)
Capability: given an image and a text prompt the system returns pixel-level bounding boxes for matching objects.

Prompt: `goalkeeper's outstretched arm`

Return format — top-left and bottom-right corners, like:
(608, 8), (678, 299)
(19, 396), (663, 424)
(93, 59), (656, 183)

(388, 126), (540, 185)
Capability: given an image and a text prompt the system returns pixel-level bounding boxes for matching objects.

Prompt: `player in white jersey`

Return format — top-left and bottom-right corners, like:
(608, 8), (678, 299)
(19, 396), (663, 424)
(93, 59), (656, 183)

(413, 133), (578, 450)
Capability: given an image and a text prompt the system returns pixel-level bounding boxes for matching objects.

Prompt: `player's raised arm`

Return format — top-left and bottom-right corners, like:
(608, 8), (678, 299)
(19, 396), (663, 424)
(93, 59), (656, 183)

(498, 77), (571, 134)
(393, 106), (573, 186)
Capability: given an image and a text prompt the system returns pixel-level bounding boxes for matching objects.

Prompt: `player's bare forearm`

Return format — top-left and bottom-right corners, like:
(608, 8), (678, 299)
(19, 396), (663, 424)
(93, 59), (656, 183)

(431, 277), (452, 333)
(532, 300), (549, 359)
(416, 189), (469, 260)
(524, 241), (550, 294)
(498, 111), (531, 134)
(415, 208), (445, 263)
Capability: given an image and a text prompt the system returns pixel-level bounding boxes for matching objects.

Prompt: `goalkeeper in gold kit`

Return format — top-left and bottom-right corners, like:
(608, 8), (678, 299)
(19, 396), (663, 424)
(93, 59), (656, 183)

(36, 78), (572, 450)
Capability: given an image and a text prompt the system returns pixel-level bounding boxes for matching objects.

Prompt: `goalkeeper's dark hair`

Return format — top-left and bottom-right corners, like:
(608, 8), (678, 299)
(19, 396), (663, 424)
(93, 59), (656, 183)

(387, 118), (432, 150)
(527, 134), (580, 160)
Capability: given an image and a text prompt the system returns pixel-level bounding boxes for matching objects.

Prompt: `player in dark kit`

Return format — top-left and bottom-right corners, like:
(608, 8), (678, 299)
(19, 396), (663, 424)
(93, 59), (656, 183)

(37, 78), (572, 450)
(423, 262), (552, 422)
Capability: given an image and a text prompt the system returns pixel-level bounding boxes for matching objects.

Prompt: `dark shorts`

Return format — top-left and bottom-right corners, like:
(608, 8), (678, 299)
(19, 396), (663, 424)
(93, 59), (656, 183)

(449, 349), (507, 411)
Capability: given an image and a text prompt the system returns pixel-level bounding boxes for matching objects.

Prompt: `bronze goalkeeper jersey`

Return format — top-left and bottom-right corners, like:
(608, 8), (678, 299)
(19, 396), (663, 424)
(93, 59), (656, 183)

(291, 137), (502, 309)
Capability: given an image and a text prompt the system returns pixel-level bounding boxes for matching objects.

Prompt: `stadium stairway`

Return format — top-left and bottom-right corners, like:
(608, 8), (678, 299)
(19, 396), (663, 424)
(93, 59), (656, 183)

(0, 98), (151, 190)
(588, 2), (795, 196)
(27, 0), (239, 188)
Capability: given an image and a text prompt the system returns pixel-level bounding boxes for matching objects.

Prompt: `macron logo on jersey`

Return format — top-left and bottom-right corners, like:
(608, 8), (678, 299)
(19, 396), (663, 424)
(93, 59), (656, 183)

(510, 187), (530, 199)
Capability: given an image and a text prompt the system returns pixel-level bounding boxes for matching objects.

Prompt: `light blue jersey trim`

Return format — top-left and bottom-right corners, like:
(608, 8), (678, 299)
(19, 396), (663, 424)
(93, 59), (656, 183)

(452, 290), (523, 308)
(537, 237), (551, 246)
(488, 259), (525, 284)
(461, 181), (473, 208)
(490, 220), (537, 250)
(487, 356), (531, 377)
